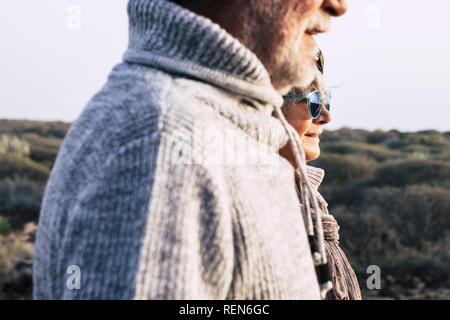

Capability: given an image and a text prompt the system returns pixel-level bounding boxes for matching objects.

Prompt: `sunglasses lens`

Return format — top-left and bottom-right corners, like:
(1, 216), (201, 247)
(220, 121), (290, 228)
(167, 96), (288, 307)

(309, 103), (322, 119)
(309, 92), (322, 119)
(310, 91), (320, 104)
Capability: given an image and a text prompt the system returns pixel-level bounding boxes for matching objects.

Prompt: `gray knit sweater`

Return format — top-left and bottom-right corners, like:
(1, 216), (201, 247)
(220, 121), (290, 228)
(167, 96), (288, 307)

(33, 0), (321, 299)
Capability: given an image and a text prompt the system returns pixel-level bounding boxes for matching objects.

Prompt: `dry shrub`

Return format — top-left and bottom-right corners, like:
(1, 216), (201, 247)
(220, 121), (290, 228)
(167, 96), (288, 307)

(0, 225), (35, 300)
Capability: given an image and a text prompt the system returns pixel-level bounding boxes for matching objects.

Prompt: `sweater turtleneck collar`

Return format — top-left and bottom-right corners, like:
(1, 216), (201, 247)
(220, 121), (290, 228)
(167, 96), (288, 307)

(123, 0), (283, 109)
(305, 165), (325, 190)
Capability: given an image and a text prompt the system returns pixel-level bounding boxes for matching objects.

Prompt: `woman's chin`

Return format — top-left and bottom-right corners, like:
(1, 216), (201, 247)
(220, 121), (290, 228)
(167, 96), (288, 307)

(304, 146), (320, 162)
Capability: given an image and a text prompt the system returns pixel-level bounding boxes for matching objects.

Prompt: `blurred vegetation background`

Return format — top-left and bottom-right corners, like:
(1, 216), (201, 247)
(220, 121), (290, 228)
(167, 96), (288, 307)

(0, 120), (449, 299)
(0, 120), (69, 300)
(309, 129), (450, 299)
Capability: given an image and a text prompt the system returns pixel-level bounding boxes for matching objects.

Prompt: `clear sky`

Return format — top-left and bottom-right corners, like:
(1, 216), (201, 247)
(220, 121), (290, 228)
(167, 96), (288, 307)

(0, 0), (449, 131)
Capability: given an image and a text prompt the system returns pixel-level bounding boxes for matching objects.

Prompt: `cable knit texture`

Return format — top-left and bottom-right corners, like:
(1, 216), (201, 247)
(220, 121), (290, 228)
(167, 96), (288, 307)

(33, 0), (321, 299)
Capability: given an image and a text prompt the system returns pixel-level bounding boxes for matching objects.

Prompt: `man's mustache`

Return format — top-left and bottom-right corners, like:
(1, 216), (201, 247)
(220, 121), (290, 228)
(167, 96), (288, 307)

(305, 11), (332, 34)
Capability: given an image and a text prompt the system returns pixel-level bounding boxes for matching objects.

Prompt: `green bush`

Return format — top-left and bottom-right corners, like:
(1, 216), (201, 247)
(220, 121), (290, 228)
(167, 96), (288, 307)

(0, 216), (11, 235)
(387, 132), (450, 157)
(321, 141), (400, 162)
(29, 145), (59, 168)
(310, 153), (377, 185)
(366, 130), (401, 145)
(320, 129), (450, 163)
(371, 160), (450, 187)
(365, 185), (450, 243)
(321, 128), (370, 143)
(434, 151), (450, 162)
(381, 246), (450, 286)
(0, 153), (50, 183)
(321, 128), (403, 145)
(318, 182), (367, 207)
(333, 205), (398, 265)
(0, 178), (44, 228)
(333, 185), (450, 286)
(0, 119), (70, 139)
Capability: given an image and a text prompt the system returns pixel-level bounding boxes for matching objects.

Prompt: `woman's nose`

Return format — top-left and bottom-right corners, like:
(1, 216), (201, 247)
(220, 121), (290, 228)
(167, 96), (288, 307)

(322, 0), (347, 17)
(314, 105), (332, 125)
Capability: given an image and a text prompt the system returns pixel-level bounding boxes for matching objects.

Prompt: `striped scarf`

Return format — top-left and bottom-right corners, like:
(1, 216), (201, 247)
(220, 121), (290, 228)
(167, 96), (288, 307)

(296, 166), (362, 300)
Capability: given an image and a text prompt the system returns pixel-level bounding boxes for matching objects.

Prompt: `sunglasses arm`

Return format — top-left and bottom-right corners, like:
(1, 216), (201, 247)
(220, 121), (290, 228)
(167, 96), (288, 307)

(282, 93), (309, 102)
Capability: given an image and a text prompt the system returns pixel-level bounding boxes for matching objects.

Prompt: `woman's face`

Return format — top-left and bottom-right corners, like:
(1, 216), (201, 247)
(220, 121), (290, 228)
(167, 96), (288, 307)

(279, 98), (332, 166)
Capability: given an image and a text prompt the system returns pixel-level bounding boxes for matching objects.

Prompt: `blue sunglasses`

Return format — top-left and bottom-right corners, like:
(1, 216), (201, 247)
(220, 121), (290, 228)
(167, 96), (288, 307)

(283, 91), (331, 119)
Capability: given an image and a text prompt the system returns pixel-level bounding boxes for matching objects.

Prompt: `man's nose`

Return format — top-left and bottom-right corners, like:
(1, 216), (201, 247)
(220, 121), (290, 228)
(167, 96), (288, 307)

(322, 0), (347, 17)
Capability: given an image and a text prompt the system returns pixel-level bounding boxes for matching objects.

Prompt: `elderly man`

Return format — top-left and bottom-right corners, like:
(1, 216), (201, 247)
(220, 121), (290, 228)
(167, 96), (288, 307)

(33, 0), (346, 299)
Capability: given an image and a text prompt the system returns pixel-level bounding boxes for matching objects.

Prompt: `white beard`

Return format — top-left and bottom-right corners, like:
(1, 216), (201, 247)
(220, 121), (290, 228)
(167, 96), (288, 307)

(271, 40), (319, 95)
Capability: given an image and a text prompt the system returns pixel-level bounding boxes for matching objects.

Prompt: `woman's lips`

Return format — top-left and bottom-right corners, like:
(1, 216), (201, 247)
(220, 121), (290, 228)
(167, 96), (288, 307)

(305, 132), (321, 138)
(304, 132), (321, 141)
